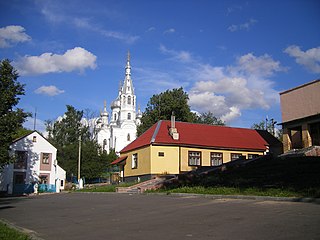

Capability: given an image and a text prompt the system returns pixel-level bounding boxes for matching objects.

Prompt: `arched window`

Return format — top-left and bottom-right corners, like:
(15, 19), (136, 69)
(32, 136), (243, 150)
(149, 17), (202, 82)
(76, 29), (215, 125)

(128, 96), (131, 105)
(123, 96), (126, 104)
(114, 113), (117, 121)
(127, 113), (131, 120)
(127, 133), (130, 141)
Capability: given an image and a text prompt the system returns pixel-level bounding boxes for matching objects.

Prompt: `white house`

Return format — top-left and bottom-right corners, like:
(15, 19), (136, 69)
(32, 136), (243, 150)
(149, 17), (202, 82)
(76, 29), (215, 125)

(0, 131), (66, 195)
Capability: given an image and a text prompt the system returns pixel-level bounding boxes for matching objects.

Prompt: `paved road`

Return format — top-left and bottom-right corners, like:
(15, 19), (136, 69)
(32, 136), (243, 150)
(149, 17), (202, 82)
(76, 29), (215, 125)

(1, 193), (320, 240)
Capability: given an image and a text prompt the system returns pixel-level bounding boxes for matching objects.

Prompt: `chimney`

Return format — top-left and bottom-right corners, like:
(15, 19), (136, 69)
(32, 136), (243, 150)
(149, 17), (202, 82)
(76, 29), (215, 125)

(169, 112), (179, 140)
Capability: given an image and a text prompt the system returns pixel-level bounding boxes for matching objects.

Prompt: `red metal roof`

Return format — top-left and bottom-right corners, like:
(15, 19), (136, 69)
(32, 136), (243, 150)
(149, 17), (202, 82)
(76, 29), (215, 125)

(111, 156), (127, 165)
(121, 120), (268, 153)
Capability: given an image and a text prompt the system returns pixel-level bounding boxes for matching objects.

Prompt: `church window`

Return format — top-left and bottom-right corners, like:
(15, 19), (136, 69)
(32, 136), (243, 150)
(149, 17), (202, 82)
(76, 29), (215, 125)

(114, 113), (117, 121)
(127, 134), (130, 141)
(128, 96), (131, 105)
(128, 113), (131, 120)
(123, 96), (126, 104)
(127, 87), (130, 91)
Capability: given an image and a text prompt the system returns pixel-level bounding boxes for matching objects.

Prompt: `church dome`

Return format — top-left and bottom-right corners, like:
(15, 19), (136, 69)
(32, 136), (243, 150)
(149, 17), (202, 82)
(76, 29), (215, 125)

(111, 99), (120, 109)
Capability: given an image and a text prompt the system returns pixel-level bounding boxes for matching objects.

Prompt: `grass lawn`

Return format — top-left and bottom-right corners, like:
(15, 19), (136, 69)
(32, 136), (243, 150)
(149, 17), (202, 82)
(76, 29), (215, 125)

(154, 156), (320, 198)
(148, 186), (306, 197)
(77, 182), (138, 192)
(0, 222), (31, 240)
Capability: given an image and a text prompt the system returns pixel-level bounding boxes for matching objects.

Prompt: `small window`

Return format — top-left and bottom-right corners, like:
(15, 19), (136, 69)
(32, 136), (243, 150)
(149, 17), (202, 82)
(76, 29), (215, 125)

(132, 153), (138, 169)
(127, 134), (130, 141)
(39, 175), (48, 184)
(188, 151), (201, 166)
(123, 96), (126, 104)
(248, 154), (260, 159)
(42, 153), (50, 164)
(158, 152), (164, 157)
(210, 152), (223, 166)
(114, 113), (117, 121)
(60, 180), (64, 187)
(128, 96), (131, 105)
(128, 113), (131, 120)
(231, 153), (243, 161)
(33, 136), (37, 142)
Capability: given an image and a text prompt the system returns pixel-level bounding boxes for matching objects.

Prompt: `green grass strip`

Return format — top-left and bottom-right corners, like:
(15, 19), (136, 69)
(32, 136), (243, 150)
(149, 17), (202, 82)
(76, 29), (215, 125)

(0, 221), (31, 240)
(148, 186), (303, 198)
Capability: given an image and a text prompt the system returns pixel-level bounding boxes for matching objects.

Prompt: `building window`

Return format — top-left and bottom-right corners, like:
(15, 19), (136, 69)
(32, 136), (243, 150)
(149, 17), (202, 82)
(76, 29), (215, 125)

(128, 113), (131, 120)
(42, 153), (51, 164)
(248, 154), (260, 159)
(132, 153), (138, 169)
(33, 136), (37, 142)
(14, 151), (27, 169)
(188, 151), (201, 166)
(39, 175), (48, 184)
(210, 152), (223, 166)
(127, 134), (130, 141)
(231, 153), (243, 161)
(114, 113), (117, 121)
(158, 152), (164, 157)
(128, 96), (131, 105)
(123, 96), (126, 104)
(60, 180), (64, 187)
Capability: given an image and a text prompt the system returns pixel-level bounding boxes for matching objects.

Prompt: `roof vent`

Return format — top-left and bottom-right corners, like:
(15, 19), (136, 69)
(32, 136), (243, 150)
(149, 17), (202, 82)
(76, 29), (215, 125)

(169, 112), (179, 140)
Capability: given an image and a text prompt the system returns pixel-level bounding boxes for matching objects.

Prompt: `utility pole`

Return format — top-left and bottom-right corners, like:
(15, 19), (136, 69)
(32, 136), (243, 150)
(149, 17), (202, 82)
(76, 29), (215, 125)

(78, 134), (82, 181)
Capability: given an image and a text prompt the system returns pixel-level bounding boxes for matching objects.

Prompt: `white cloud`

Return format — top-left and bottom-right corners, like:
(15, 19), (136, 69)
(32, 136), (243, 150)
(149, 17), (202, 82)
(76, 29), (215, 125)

(164, 28), (176, 34)
(147, 27), (156, 32)
(160, 44), (193, 63)
(228, 19), (257, 32)
(35, 85), (65, 96)
(14, 47), (97, 75)
(73, 18), (139, 44)
(187, 52), (283, 123)
(284, 45), (320, 73)
(230, 53), (285, 77)
(39, 2), (139, 44)
(0, 25), (31, 48)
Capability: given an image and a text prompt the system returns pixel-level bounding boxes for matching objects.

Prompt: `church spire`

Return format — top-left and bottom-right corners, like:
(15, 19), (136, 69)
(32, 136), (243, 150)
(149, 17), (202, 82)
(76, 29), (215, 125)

(122, 50), (134, 94)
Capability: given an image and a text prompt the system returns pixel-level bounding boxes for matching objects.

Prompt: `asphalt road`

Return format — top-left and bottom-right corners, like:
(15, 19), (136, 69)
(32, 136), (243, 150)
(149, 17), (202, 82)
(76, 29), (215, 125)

(1, 192), (320, 240)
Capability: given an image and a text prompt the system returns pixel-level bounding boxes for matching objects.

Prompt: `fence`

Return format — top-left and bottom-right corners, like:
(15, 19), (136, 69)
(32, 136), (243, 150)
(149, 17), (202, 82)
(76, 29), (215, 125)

(38, 184), (56, 193)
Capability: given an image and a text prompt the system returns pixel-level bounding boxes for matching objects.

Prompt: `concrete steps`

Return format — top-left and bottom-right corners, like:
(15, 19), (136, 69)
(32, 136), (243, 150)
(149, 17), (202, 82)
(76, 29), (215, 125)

(116, 177), (170, 194)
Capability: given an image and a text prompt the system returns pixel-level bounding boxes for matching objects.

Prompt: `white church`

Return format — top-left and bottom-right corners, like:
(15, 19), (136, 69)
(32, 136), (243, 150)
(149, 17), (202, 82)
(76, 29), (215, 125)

(92, 52), (142, 154)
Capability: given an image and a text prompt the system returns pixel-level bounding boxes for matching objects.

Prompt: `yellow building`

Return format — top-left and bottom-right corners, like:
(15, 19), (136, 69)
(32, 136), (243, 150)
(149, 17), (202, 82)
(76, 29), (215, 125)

(112, 119), (280, 182)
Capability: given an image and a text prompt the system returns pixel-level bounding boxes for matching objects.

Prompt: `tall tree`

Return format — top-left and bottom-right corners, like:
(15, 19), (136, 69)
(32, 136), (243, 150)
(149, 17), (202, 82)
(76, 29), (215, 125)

(194, 112), (225, 126)
(0, 59), (30, 168)
(137, 87), (197, 136)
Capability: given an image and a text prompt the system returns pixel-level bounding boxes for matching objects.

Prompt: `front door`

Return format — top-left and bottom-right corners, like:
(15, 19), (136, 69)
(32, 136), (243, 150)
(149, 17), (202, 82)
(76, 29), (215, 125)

(13, 172), (26, 194)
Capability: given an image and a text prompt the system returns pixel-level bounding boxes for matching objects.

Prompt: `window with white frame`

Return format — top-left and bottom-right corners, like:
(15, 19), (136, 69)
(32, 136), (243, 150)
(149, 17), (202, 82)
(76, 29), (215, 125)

(132, 153), (138, 169)
(42, 153), (51, 164)
(14, 151), (27, 169)
(128, 96), (131, 104)
(210, 152), (223, 166)
(248, 154), (260, 159)
(231, 153), (243, 161)
(188, 151), (201, 166)
(128, 113), (131, 120)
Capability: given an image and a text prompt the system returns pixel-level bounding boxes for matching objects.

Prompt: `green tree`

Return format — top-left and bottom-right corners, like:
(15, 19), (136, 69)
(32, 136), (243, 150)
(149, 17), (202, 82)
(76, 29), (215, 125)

(137, 87), (197, 136)
(0, 59), (30, 168)
(194, 111), (225, 126)
(46, 105), (114, 179)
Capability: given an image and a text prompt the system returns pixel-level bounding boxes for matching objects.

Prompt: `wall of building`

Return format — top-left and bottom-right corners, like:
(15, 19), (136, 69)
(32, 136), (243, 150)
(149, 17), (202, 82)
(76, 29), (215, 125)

(120, 144), (265, 180)
(150, 145), (180, 175)
(280, 80), (320, 123)
(123, 146), (151, 178)
(179, 147), (265, 172)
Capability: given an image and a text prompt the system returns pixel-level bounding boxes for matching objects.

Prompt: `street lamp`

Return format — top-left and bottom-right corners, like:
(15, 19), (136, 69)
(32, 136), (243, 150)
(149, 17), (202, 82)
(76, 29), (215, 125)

(78, 134), (81, 181)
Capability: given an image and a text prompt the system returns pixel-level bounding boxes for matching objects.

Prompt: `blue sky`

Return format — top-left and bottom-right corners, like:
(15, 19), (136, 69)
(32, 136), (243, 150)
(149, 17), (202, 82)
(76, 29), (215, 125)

(1, 0), (319, 132)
